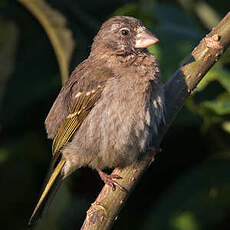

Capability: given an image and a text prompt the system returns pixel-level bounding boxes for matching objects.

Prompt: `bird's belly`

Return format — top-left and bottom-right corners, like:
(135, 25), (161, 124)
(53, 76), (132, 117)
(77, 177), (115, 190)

(62, 98), (152, 172)
(62, 81), (164, 174)
(86, 93), (154, 169)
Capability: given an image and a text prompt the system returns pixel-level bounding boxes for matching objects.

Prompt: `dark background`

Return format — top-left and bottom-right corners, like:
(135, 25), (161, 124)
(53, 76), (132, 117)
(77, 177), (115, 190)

(1, 0), (230, 229)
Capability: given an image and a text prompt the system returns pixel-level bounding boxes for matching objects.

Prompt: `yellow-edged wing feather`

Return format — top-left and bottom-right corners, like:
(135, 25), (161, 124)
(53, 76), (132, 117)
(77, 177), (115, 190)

(52, 86), (104, 155)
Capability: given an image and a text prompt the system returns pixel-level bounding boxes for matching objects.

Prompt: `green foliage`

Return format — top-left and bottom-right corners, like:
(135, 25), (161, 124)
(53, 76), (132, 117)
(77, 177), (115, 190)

(0, 1), (230, 230)
(18, 0), (75, 84)
(143, 158), (230, 230)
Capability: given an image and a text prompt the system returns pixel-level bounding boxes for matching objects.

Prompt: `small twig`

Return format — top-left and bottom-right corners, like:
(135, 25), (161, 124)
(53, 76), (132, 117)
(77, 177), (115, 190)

(80, 12), (230, 230)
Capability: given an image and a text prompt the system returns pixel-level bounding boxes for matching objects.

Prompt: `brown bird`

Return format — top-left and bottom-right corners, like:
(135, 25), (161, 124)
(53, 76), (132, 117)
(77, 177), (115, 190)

(28, 16), (165, 225)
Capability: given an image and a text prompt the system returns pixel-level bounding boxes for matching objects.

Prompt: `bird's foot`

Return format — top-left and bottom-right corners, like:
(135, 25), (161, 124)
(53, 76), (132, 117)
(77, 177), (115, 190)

(97, 170), (128, 192)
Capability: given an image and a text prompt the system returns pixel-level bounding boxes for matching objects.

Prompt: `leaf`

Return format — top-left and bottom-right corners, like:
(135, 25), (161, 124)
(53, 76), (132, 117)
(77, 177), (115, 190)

(194, 1), (220, 29)
(0, 148), (9, 165)
(18, 0), (75, 84)
(222, 121), (230, 133)
(160, 41), (193, 81)
(202, 98), (230, 115)
(170, 212), (200, 230)
(153, 3), (201, 42)
(113, 3), (138, 17)
(197, 65), (230, 93)
(143, 158), (230, 230)
(147, 44), (161, 61)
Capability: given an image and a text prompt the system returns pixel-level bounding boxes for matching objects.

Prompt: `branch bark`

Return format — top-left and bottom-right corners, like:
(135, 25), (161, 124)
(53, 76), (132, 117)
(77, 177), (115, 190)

(80, 11), (230, 230)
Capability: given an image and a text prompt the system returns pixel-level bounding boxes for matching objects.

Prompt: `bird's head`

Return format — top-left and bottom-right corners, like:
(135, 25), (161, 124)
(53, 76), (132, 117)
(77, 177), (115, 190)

(91, 16), (158, 57)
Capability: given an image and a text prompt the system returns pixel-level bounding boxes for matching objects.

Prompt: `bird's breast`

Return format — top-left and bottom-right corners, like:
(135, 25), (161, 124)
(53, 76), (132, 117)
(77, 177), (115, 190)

(88, 74), (164, 168)
(62, 71), (164, 172)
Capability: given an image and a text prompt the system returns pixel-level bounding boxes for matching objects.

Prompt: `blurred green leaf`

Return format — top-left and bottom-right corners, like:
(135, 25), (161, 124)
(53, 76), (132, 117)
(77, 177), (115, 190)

(18, 0), (75, 84)
(147, 44), (161, 61)
(171, 211), (200, 230)
(113, 4), (138, 17)
(194, 1), (220, 29)
(143, 158), (230, 230)
(160, 41), (193, 81)
(222, 121), (230, 133)
(197, 66), (230, 93)
(154, 3), (201, 41)
(0, 148), (9, 164)
(178, 0), (220, 29)
(202, 98), (230, 115)
(154, 3), (193, 26)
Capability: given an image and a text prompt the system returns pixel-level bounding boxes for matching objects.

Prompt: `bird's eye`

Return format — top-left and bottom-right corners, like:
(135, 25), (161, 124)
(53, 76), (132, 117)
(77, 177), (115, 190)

(120, 28), (130, 36)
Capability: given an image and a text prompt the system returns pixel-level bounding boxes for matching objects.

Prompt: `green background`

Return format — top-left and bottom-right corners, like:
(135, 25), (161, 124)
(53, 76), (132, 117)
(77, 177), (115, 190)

(0, 0), (230, 229)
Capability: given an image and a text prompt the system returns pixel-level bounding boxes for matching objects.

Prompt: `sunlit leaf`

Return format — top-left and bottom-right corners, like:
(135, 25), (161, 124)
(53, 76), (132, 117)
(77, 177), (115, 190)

(170, 212), (200, 230)
(194, 1), (220, 29)
(18, 0), (75, 84)
(197, 66), (230, 93)
(196, 69), (218, 92)
(202, 99), (230, 115)
(222, 121), (230, 133)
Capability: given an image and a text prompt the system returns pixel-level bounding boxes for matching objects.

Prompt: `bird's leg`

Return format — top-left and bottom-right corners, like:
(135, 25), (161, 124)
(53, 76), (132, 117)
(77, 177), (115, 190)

(97, 169), (128, 192)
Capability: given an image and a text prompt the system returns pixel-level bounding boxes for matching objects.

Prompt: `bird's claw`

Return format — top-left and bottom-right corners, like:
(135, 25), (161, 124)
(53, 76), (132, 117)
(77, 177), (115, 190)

(97, 170), (128, 192)
(110, 174), (122, 180)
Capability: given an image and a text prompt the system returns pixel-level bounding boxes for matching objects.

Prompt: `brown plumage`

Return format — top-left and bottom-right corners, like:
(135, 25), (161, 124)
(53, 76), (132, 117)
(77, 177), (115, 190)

(29, 16), (165, 225)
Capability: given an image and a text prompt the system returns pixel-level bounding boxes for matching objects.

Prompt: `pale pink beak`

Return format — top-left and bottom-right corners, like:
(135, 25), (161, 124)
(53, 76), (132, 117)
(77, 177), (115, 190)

(135, 29), (159, 48)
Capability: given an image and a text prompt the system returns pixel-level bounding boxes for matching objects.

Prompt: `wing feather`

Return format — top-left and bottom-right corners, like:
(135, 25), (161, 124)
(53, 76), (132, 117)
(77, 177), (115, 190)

(52, 86), (104, 155)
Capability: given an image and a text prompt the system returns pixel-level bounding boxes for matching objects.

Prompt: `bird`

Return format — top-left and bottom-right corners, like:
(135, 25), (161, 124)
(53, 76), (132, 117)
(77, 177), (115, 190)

(28, 15), (165, 226)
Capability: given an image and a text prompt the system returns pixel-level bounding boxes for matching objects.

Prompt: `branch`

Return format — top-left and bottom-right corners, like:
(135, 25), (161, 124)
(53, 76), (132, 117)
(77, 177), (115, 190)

(80, 12), (230, 230)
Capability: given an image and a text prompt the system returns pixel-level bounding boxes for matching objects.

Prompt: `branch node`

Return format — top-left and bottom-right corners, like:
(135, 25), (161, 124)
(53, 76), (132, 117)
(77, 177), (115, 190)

(204, 34), (222, 50)
(86, 201), (108, 224)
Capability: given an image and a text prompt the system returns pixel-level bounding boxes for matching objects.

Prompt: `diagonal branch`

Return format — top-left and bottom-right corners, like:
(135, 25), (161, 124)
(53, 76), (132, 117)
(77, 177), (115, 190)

(80, 11), (230, 230)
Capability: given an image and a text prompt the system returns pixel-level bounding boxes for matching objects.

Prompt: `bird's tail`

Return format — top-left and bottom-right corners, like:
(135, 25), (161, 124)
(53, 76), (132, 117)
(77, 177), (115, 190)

(28, 158), (66, 226)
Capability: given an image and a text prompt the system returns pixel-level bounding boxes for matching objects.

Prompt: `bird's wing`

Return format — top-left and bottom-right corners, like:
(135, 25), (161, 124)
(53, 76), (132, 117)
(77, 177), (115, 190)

(29, 75), (106, 225)
(45, 60), (113, 167)
(52, 85), (104, 156)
